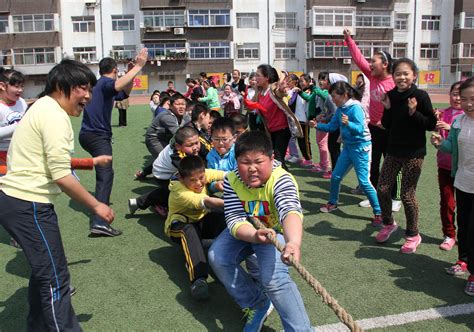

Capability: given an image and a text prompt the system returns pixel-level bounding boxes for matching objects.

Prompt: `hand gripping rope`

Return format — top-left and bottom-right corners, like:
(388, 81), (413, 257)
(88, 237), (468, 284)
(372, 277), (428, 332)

(248, 217), (363, 332)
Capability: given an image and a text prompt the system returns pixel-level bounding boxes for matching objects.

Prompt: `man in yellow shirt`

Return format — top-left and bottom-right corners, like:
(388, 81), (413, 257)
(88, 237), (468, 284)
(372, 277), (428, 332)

(0, 59), (115, 331)
(165, 155), (225, 300)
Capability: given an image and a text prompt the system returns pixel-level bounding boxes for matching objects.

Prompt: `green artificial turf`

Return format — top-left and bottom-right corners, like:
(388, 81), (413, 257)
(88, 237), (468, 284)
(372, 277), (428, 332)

(1, 102), (473, 331)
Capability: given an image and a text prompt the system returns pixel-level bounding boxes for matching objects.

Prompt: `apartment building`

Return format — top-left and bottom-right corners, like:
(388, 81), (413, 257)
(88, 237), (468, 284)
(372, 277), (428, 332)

(139, 0), (233, 92)
(232, 0), (306, 74)
(0, 0), (61, 98)
(451, 0), (474, 80)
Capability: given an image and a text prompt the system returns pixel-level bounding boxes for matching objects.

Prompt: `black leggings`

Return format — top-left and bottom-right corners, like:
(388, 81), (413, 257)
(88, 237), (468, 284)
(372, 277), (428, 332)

(271, 127), (291, 170)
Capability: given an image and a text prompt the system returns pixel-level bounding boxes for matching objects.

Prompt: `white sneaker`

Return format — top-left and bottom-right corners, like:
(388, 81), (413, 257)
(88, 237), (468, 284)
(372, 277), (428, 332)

(392, 200), (402, 212)
(287, 156), (300, 164)
(128, 198), (138, 215)
(359, 199), (371, 208)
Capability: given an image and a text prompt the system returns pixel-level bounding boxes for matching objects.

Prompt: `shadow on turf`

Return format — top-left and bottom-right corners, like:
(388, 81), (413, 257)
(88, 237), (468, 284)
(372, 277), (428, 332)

(355, 246), (474, 330)
(148, 246), (245, 331)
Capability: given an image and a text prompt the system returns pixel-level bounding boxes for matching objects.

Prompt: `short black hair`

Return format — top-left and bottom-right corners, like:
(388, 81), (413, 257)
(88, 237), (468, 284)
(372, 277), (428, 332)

(459, 77), (474, 93)
(235, 130), (272, 159)
(170, 93), (186, 105)
(0, 68), (25, 85)
(209, 110), (222, 120)
(392, 57), (418, 77)
(191, 103), (210, 122)
(42, 59), (97, 98)
(99, 57), (117, 75)
(450, 81), (463, 94)
(211, 117), (235, 135)
(175, 126), (199, 145)
(230, 113), (247, 131)
(178, 155), (205, 178)
(329, 81), (360, 100)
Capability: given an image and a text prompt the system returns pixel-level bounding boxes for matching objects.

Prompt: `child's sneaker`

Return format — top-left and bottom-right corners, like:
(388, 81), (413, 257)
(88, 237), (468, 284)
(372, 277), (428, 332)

(149, 204), (168, 218)
(134, 170), (147, 180)
(287, 156), (300, 164)
(310, 164), (323, 172)
(190, 278), (209, 300)
(242, 298), (272, 332)
(320, 203), (338, 213)
(359, 199), (371, 208)
(400, 234), (422, 254)
(372, 214), (383, 227)
(446, 261), (468, 276)
(128, 198), (138, 215)
(300, 159), (313, 167)
(439, 236), (456, 251)
(375, 222), (398, 243)
(322, 171), (332, 179)
(465, 275), (474, 296)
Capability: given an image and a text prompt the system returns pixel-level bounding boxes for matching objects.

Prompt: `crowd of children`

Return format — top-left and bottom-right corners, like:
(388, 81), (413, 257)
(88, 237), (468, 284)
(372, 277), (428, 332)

(1, 26), (474, 331)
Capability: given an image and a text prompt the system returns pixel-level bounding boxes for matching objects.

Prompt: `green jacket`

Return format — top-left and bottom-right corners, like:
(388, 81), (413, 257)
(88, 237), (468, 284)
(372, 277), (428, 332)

(439, 114), (464, 177)
(199, 87), (220, 110)
(299, 86), (329, 119)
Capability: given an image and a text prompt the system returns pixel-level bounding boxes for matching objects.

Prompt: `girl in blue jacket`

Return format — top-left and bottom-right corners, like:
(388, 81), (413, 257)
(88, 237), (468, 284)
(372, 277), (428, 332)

(310, 81), (382, 226)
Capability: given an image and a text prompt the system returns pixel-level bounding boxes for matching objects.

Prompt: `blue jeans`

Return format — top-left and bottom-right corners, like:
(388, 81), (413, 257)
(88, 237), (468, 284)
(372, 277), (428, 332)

(329, 143), (381, 215)
(79, 131), (113, 228)
(208, 229), (312, 331)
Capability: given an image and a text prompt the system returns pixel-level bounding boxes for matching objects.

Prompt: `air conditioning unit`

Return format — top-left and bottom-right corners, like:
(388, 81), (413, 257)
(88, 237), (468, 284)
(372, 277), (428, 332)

(357, 0), (366, 2)
(236, 42), (244, 46)
(84, 0), (96, 7)
(160, 26), (169, 32)
(343, 58), (352, 64)
(174, 28), (184, 35)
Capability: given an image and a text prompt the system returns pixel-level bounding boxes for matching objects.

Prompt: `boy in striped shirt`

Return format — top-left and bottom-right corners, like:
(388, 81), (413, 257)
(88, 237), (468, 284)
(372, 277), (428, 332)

(208, 131), (312, 332)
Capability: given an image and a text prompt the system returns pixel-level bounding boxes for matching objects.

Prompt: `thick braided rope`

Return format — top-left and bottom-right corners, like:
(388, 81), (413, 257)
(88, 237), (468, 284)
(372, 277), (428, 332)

(249, 217), (363, 332)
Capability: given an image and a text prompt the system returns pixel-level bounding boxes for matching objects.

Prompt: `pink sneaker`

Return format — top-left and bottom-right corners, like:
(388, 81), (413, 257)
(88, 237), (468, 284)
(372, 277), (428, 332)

(322, 171), (332, 179)
(300, 159), (313, 167)
(320, 203), (338, 213)
(400, 234), (422, 254)
(375, 222), (398, 243)
(372, 214), (383, 227)
(439, 236), (456, 251)
(446, 260), (468, 276)
(310, 163), (323, 172)
(465, 275), (474, 296)
(149, 204), (168, 218)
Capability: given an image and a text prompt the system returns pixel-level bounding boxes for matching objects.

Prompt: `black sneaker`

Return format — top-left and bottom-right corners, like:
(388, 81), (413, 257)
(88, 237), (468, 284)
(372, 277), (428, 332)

(69, 286), (77, 296)
(190, 278), (209, 300)
(90, 224), (122, 237)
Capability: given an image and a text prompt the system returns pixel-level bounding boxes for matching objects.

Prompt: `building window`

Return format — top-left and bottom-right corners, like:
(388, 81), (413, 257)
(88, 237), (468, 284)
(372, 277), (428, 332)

(356, 41), (391, 58)
(393, 43), (407, 58)
(313, 40), (350, 58)
(462, 43), (474, 58)
(13, 47), (55, 65)
(465, 14), (474, 29)
(112, 14), (134, 31)
(420, 43), (439, 59)
(274, 12), (297, 29)
(451, 44), (460, 58)
(72, 16), (95, 33)
(313, 8), (354, 27)
(143, 10), (185, 28)
(421, 15), (440, 30)
(189, 42), (230, 59)
(159, 74), (175, 81)
(112, 45), (136, 60)
(13, 14), (54, 32)
(395, 13), (409, 30)
(236, 43), (259, 59)
(188, 10), (230, 27)
(356, 11), (391, 28)
(73, 47), (97, 63)
(236, 13), (259, 29)
(274, 43), (297, 59)
(145, 42), (187, 59)
(0, 15), (8, 33)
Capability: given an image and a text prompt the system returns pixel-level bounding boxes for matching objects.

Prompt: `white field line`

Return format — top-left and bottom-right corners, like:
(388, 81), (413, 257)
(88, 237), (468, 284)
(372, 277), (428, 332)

(316, 302), (474, 331)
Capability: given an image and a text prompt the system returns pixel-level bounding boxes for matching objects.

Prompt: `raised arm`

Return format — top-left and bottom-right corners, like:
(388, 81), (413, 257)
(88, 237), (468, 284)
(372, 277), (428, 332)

(343, 28), (372, 78)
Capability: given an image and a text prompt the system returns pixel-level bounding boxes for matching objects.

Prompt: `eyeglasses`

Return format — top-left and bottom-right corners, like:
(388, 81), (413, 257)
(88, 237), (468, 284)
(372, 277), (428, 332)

(211, 136), (234, 144)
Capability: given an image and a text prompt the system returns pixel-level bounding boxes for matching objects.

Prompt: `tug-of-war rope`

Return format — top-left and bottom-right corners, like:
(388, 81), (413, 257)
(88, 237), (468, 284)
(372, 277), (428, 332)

(248, 217), (363, 332)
